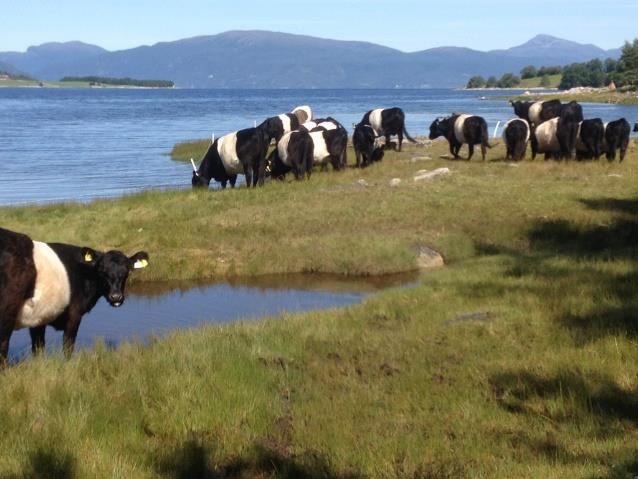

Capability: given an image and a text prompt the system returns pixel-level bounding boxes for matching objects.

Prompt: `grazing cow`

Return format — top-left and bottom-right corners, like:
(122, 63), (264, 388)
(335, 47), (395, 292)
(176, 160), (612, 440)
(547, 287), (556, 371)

(308, 125), (348, 170)
(605, 118), (630, 162)
(428, 114), (491, 161)
(258, 113), (300, 143)
(575, 119), (605, 159)
(191, 127), (269, 189)
(557, 101), (584, 159)
(0, 227), (149, 365)
(503, 118), (530, 161)
(292, 105), (313, 124)
(531, 117), (561, 160)
(358, 107), (416, 152)
(353, 124), (384, 168)
(510, 99), (562, 126)
(269, 130), (314, 180)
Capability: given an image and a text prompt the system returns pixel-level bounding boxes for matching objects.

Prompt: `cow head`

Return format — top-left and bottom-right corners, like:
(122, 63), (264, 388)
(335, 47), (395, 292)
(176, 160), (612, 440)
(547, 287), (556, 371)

(80, 248), (150, 307)
(429, 118), (445, 140)
(190, 158), (210, 188)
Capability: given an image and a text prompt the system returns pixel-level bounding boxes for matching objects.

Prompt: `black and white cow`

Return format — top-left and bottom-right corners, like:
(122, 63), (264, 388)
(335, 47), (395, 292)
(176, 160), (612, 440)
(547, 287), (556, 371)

(557, 101), (584, 160)
(358, 107), (416, 152)
(605, 118), (631, 162)
(0, 227), (149, 365)
(191, 127), (269, 189)
(353, 124), (384, 168)
(503, 118), (530, 161)
(510, 99), (562, 126)
(258, 113), (300, 144)
(530, 117), (561, 160)
(308, 124), (348, 171)
(428, 114), (491, 161)
(269, 130), (314, 180)
(292, 105), (313, 124)
(575, 118), (605, 160)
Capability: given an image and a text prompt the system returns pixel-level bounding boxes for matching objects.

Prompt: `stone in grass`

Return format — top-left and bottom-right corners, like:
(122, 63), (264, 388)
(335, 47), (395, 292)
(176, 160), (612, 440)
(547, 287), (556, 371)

(357, 179), (369, 187)
(416, 245), (444, 270)
(414, 167), (451, 182)
(390, 178), (402, 187)
(410, 156), (433, 163)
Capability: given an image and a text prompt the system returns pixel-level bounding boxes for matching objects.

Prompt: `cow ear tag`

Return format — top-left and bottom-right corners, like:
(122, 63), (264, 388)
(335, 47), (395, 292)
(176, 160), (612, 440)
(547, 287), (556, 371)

(84, 252), (93, 262)
(133, 259), (149, 269)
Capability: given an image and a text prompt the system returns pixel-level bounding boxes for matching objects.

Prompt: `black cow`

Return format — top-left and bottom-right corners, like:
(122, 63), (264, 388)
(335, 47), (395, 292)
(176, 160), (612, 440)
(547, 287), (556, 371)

(576, 119), (605, 160)
(191, 127), (269, 189)
(605, 118), (631, 162)
(269, 130), (314, 180)
(353, 124), (384, 168)
(510, 99), (562, 126)
(358, 107), (416, 152)
(0, 227), (149, 365)
(557, 101), (584, 159)
(257, 113), (300, 144)
(429, 114), (491, 161)
(503, 119), (530, 161)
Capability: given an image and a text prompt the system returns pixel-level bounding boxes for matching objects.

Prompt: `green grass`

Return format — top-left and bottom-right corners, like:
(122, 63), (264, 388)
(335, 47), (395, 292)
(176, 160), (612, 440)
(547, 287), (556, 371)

(1, 140), (638, 477)
(518, 74), (562, 89)
(508, 90), (638, 104)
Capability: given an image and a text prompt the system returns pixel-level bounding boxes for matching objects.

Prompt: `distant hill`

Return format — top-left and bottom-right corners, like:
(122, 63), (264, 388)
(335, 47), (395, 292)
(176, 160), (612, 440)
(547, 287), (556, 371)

(0, 32), (624, 88)
(0, 60), (22, 76)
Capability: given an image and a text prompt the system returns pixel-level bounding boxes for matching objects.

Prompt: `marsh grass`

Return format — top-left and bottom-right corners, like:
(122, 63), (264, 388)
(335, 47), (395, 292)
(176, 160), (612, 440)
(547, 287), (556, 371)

(507, 90), (638, 104)
(1, 139), (638, 477)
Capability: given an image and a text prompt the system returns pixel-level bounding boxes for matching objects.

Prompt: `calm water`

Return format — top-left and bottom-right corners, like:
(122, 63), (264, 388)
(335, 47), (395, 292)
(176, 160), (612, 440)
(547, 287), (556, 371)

(1, 88), (636, 206)
(8, 273), (417, 361)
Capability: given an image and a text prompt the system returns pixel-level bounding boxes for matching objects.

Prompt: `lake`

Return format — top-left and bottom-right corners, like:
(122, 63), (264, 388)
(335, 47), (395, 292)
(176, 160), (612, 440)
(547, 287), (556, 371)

(0, 88), (636, 206)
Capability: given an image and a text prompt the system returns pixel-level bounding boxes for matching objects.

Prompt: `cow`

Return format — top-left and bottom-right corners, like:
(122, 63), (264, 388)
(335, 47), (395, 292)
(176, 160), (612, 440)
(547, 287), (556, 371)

(503, 118), (530, 161)
(605, 118), (631, 162)
(308, 125), (348, 171)
(292, 105), (313, 124)
(428, 114), (491, 161)
(191, 127), (269, 189)
(358, 107), (416, 152)
(575, 119), (605, 160)
(530, 117), (561, 160)
(353, 124), (385, 168)
(269, 130), (314, 180)
(510, 99), (562, 126)
(257, 113), (300, 144)
(557, 101), (584, 159)
(0, 227), (149, 366)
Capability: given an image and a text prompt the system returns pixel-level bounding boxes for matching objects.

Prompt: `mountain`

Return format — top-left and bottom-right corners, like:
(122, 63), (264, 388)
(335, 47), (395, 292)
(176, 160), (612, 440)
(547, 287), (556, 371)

(0, 60), (20, 75)
(0, 32), (624, 88)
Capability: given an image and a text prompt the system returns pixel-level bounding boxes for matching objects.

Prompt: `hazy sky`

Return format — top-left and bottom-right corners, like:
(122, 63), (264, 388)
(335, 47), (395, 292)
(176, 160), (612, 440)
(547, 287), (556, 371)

(0, 0), (634, 52)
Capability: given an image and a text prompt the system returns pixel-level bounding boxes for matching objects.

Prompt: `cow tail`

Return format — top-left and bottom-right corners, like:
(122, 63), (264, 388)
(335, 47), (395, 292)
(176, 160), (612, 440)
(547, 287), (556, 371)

(402, 125), (417, 143)
(481, 121), (492, 149)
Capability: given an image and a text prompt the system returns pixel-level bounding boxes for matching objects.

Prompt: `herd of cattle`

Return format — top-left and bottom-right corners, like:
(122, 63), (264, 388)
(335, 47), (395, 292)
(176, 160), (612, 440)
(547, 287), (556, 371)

(190, 101), (636, 189)
(0, 101), (636, 366)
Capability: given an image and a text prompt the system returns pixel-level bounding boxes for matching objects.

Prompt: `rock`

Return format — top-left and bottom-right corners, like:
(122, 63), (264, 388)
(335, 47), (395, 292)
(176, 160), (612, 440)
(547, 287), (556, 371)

(390, 178), (402, 187)
(410, 156), (432, 163)
(416, 246), (444, 270)
(414, 167), (451, 182)
(357, 179), (369, 187)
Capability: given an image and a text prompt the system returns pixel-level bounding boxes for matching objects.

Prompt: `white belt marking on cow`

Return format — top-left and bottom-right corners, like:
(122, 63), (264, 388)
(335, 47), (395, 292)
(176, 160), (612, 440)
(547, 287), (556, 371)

(16, 241), (71, 330)
(278, 114), (292, 134)
(454, 114), (473, 143)
(216, 132), (243, 175)
(278, 132), (293, 167)
(528, 102), (543, 125)
(369, 109), (384, 136)
(301, 121), (317, 131)
(534, 117), (560, 153)
(317, 121), (338, 131)
(310, 131), (330, 165)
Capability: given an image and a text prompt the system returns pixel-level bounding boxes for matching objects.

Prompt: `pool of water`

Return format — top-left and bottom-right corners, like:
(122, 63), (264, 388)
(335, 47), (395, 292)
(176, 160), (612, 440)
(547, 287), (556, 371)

(8, 272), (418, 361)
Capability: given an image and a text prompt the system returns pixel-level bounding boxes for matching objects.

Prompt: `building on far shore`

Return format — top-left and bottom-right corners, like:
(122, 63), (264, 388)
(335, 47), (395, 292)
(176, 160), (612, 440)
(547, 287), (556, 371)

(0, 74), (10, 80)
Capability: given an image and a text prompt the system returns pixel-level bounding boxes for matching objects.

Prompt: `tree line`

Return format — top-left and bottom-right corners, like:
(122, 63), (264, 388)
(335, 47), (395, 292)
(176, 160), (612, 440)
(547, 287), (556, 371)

(60, 76), (175, 88)
(466, 38), (638, 90)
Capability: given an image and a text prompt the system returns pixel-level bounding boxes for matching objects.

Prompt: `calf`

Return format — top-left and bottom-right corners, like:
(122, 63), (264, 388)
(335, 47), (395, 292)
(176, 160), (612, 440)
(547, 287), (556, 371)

(605, 118), (630, 162)
(511, 99), (562, 126)
(358, 107), (416, 152)
(269, 130), (314, 180)
(258, 113), (300, 143)
(428, 114), (491, 161)
(503, 118), (530, 161)
(191, 127), (269, 189)
(353, 124), (384, 168)
(0, 227), (148, 365)
(576, 119), (605, 160)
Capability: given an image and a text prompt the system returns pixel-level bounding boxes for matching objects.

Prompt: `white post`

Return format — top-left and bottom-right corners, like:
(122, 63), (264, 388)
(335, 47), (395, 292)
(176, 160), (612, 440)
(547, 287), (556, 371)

(493, 121), (502, 139)
(254, 120), (257, 128)
(211, 133), (215, 144)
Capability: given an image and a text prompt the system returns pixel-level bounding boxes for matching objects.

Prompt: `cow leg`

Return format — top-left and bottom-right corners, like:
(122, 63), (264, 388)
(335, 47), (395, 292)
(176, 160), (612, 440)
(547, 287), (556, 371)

(220, 180), (227, 189)
(244, 166), (253, 189)
(62, 311), (82, 359)
(385, 134), (391, 150)
(397, 130), (404, 152)
(620, 139), (629, 162)
(0, 321), (13, 368)
(330, 155), (341, 171)
(607, 147), (616, 162)
(257, 159), (266, 187)
(481, 142), (487, 161)
(29, 325), (46, 356)
(355, 150), (361, 168)
(229, 176), (237, 188)
(467, 143), (474, 161)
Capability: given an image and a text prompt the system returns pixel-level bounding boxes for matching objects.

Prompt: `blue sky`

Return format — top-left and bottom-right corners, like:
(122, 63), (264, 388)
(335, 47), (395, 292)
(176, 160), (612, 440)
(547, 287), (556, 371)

(0, 0), (635, 52)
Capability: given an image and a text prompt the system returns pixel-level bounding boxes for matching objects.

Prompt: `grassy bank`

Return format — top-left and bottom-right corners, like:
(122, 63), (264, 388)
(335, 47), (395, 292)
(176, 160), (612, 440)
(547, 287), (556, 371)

(507, 90), (638, 105)
(519, 74), (562, 89)
(1, 140), (637, 477)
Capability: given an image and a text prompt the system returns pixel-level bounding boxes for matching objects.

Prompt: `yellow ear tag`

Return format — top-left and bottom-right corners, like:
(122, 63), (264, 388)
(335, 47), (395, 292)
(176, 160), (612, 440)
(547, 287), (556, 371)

(84, 252), (93, 262)
(133, 259), (149, 269)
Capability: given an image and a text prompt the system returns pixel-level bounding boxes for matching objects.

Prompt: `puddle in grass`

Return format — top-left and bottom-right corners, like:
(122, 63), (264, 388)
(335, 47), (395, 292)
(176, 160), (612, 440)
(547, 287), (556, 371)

(8, 272), (419, 361)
